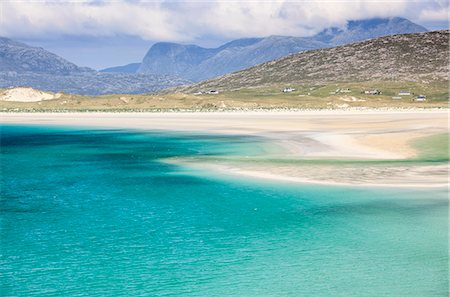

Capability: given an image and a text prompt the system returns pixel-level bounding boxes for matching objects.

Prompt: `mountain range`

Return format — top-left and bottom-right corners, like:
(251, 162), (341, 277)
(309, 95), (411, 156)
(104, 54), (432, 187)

(1, 17), (428, 95)
(105, 17), (427, 82)
(0, 38), (188, 95)
(178, 30), (449, 93)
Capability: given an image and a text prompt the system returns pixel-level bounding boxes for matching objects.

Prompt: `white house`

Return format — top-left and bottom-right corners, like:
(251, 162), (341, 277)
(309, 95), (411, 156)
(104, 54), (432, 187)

(283, 87), (296, 93)
(206, 90), (219, 95)
(415, 95), (426, 102)
(338, 88), (351, 93)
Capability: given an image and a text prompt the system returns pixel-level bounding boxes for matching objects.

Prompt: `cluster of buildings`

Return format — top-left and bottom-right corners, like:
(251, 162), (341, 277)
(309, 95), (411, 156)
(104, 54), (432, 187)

(331, 87), (427, 101)
(194, 87), (428, 102)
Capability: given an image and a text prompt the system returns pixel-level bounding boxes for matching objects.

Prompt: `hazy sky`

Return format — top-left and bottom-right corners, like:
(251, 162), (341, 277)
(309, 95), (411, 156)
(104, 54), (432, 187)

(2, 0), (448, 69)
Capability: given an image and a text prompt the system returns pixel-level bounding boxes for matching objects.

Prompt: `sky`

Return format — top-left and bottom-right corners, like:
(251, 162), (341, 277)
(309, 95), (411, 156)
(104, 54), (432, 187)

(1, 0), (448, 69)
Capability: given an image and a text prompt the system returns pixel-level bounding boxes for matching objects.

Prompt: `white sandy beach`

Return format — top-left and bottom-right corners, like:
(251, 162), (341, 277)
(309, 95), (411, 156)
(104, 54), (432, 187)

(1, 110), (448, 187)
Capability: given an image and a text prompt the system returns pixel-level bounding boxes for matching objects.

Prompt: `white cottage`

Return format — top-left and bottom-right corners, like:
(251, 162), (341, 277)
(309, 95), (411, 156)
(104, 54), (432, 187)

(415, 95), (426, 102)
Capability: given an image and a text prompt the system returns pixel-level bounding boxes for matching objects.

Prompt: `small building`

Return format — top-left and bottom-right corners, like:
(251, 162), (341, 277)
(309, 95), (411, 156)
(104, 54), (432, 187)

(338, 88), (351, 93)
(193, 91), (203, 95)
(206, 90), (219, 95)
(415, 95), (427, 102)
(364, 89), (382, 95)
(283, 87), (296, 93)
(398, 91), (411, 96)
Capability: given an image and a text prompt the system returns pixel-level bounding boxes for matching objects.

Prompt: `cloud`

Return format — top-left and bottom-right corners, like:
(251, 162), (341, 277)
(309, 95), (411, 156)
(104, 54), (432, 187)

(1, 1), (183, 40)
(419, 7), (449, 22)
(0, 0), (447, 42)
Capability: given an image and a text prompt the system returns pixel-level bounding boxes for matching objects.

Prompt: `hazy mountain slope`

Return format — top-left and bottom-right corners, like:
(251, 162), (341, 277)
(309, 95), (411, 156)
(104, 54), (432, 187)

(137, 42), (219, 77)
(178, 30), (449, 93)
(185, 36), (327, 81)
(138, 17), (428, 82)
(100, 63), (141, 73)
(137, 36), (327, 81)
(0, 72), (189, 95)
(0, 37), (92, 75)
(314, 17), (428, 45)
(0, 38), (188, 95)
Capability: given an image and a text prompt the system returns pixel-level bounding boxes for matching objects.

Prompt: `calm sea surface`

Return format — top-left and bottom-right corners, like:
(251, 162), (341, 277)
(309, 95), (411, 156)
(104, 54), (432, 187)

(1, 125), (448, 296)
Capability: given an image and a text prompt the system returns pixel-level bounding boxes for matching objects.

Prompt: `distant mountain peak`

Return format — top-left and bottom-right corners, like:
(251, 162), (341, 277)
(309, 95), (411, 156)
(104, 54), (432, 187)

(0, 36), (93, 75)
(314, 17), (427, 45)
(347, 17), (421, 29)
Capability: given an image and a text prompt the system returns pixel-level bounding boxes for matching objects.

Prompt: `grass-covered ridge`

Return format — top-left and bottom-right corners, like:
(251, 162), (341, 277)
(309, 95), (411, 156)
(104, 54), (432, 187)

(1, 80), (448, 112)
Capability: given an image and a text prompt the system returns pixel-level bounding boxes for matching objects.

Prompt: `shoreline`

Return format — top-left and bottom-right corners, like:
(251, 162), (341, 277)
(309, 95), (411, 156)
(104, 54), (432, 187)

(1, 110), (448, 188)
(1, 107), (448, 114)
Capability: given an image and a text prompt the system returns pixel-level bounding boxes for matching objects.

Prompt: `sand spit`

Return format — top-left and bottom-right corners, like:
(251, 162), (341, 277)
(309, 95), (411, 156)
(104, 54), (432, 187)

(173, 161), (448, 188)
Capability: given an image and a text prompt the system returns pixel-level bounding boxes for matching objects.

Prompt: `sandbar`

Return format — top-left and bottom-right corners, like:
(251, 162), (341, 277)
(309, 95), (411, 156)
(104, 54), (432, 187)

(1, 110), (448, 187)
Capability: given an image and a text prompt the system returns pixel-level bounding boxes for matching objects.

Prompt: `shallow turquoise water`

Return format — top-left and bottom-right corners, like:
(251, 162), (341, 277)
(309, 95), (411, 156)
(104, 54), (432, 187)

(1, 125), (448, 296)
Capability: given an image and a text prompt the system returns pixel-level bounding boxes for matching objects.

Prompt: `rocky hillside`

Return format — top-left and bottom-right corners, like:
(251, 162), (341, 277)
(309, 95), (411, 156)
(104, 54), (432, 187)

(0, 37), (188, 95)
(178, 30), (449, 93)
(138, 17), (427, 81)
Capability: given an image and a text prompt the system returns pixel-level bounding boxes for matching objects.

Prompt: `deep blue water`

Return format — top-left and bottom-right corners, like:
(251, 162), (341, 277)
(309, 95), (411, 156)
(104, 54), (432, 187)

(0, 125), (448, 296)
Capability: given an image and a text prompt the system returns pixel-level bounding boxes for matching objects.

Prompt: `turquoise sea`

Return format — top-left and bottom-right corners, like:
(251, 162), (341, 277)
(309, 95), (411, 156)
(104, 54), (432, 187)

(1, 125), (448, 296)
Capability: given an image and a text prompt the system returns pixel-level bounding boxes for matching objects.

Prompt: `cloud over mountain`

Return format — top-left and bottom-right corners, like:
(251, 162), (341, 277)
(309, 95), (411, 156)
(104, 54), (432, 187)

(2, 0), (448, 42)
